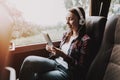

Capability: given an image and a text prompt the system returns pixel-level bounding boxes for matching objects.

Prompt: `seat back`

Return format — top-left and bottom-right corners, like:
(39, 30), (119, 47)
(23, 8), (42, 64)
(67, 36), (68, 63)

(86, 14), (120, 80)
(85, 16), (107, 67)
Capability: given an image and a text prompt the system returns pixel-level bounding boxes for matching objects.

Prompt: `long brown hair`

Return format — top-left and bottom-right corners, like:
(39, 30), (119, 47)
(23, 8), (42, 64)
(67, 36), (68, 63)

(68, 7), (86, 38)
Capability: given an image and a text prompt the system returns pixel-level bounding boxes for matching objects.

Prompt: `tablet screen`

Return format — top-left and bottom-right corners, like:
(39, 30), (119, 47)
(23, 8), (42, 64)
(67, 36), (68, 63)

(42, 31), (53, 46)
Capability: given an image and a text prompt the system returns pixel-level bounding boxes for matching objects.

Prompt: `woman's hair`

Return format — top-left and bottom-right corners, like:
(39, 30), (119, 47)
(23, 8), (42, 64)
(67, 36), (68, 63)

(68, 7), (86, 21)
(68, 7), (86, 37)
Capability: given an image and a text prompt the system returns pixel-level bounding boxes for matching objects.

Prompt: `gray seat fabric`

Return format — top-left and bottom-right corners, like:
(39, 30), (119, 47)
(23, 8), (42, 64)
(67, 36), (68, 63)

(86, 14), (120, 80)
(85, 16), (107, 68)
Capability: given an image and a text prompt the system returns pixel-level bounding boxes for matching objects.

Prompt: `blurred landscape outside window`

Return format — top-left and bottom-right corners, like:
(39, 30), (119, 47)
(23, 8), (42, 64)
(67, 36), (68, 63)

(108, 0), (120, 18)
(5, 0), (119, 47)
(5, 0), (89, 47)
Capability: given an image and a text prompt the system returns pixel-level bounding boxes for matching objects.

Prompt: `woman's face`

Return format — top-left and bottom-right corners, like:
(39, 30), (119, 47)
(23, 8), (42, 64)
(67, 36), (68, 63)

(66, 11), (79, 30)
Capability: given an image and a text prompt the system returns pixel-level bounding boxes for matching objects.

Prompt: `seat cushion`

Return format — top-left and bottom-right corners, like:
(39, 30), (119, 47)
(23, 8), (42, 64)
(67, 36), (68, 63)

(86, 15), (120, 80)
(103, 15), (120, 80)
(103, 45), (120, 80)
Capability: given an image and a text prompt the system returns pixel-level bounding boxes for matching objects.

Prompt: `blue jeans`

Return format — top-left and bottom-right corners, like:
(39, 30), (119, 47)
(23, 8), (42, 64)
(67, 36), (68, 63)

(19, 56), (71, 80)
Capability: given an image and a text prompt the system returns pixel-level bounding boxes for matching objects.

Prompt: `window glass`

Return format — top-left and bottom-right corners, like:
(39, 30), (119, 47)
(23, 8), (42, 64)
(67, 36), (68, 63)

(108, 0), (120, 18)
(6, 0), (89, 47)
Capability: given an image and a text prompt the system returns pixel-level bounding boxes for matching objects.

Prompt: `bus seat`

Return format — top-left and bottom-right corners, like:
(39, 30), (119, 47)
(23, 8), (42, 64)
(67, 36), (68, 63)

(86, 14), (120, 80)
(86, 16), (107, 68)
(5, 67), (16, 80)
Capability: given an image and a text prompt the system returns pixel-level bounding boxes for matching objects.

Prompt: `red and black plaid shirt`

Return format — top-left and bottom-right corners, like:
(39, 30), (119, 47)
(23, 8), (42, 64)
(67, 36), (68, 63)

(60, 32), (90, 69)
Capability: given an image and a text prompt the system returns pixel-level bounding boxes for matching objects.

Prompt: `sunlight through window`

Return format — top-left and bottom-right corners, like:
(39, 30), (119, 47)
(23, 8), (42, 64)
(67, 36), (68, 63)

(5, 0), (89, 46)
(7, 0), (66, 26)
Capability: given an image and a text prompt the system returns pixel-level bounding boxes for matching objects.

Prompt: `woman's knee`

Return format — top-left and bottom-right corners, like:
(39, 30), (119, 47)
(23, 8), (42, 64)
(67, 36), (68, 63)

(41, 70), (69, 80)
(22, 56), (42, 68)
(22, 56), (54, 67)
(23, 56), (36, 64)
(24, 56), (48, 62)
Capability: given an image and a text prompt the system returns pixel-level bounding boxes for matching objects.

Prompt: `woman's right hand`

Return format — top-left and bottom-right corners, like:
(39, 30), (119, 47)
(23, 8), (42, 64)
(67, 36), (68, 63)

(45, 44), (56, 55)
(46, 44), (67, 57)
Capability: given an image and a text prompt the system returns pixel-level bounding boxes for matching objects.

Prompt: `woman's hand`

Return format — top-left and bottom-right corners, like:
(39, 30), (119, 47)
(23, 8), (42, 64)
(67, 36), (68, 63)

(46, 44), (56, 55)
(45, 44), (65, 57)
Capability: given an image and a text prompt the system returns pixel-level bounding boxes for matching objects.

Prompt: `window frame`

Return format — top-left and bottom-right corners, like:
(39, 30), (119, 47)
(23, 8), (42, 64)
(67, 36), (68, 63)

(10, 41), (60, 54)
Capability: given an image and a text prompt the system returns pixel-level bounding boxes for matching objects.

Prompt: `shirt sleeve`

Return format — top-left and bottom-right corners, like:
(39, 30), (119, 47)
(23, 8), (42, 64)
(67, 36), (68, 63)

(79, 35), (91, 65)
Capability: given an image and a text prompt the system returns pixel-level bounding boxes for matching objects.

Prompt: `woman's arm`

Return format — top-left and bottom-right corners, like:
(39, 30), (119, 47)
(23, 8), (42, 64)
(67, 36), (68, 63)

(46, 44), (75, 64)
(52, 47), (75, 65)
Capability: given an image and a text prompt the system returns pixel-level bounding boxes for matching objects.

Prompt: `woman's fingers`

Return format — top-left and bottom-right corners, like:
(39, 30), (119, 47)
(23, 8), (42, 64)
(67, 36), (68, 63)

(46, 45), (52, 52)
(46, 45), (56, 54)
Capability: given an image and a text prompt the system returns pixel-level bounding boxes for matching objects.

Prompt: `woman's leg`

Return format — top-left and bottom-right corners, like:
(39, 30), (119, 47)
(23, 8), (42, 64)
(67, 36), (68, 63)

(38, 64), (71, 80)
(19, 56), (57, 80)
(39, 69), (70, 80)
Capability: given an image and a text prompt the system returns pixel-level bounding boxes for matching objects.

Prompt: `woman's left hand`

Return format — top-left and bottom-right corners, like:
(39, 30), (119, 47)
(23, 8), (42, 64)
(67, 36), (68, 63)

(52, 47), (65, 57)
(46, 44), (56, 55)
(46, 44), (65, 57)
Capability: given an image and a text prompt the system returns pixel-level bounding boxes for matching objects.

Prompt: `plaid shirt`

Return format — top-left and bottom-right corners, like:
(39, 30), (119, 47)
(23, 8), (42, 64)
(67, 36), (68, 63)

(60, 32), (90, 69)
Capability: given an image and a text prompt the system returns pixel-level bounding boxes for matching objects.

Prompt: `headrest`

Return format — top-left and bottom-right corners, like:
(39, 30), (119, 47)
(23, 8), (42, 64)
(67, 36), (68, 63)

(86, 16), (107, 41)
(101, 15), (120, 45)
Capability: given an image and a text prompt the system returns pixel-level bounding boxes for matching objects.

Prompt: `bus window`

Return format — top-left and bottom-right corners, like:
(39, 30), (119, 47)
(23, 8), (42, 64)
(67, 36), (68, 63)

(108, 0), (120, 17)
(6, 0), (89, 47)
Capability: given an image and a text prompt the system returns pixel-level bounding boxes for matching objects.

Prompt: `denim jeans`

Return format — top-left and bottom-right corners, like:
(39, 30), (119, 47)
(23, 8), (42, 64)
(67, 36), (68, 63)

(19, 56), (70, 80)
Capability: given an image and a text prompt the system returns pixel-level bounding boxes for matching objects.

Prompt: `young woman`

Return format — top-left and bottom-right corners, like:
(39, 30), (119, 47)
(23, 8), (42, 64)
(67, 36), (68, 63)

(19, 6), (90, 80)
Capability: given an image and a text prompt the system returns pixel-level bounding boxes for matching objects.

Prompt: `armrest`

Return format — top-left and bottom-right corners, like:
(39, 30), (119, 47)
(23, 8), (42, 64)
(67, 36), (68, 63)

(5, 67), (16, 80)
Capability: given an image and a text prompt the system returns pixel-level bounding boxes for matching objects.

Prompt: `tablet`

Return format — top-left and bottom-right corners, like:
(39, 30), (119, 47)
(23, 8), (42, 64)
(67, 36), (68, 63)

(42, 31), (53, 46)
